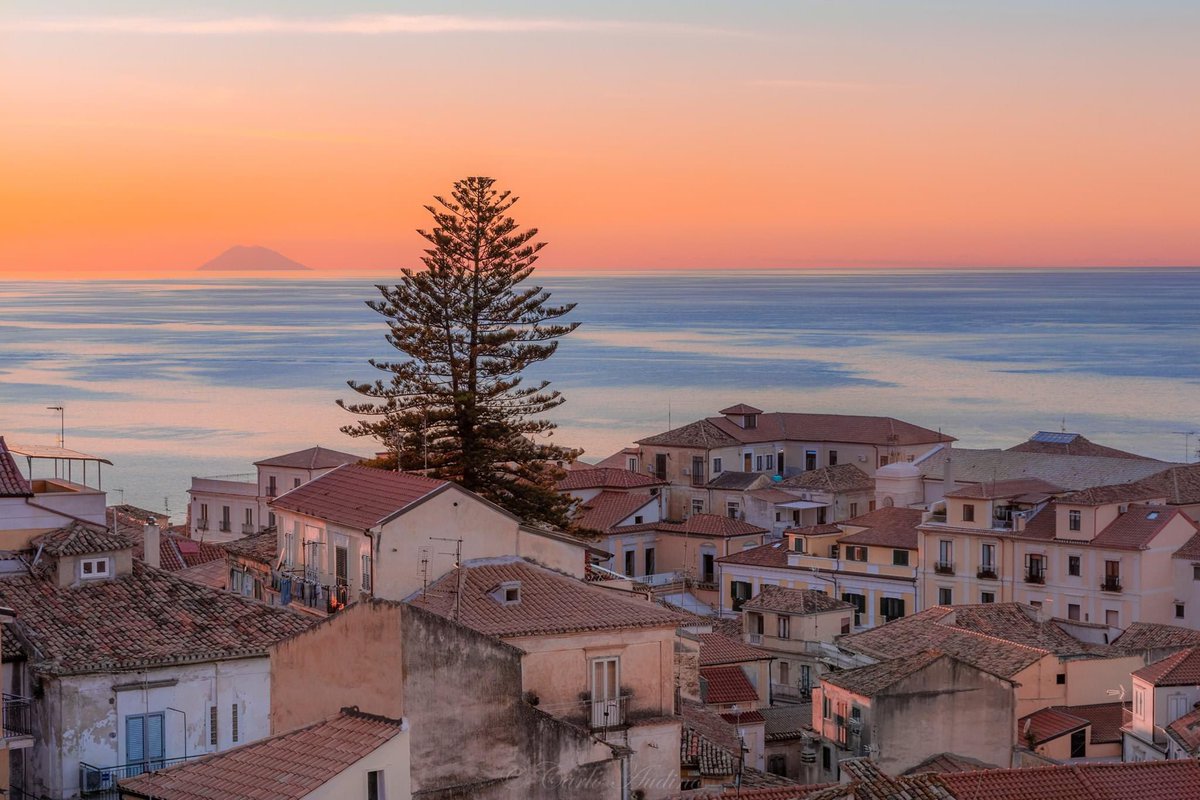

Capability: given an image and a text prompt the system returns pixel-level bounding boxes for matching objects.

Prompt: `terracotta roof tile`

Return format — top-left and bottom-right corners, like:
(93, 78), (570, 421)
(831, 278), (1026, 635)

(571, 491), (657, 533)
(698, 632), (773, 666)
(556, 467), (666, 491)
(1128, 463), (1200, 506)
(408, 557), (686, 638)
(269, 464), (448, 530)
(1019, 707), (1089, 745)
(222, 530), (279, 563)
(1007, 433), (1159, 461)
(1133, 646), (1200, 686)
(1054, 702), (1126, 744)
(720, 403), (764, 415)
(708, 471), (771, 490)
(837, 507), (923, 549)
(0, 562), (313, 674)
(1174, 532), (1200, 560)
(902, 753), (999, 775)
(749, 487), (804, 504)
(1091, 505), (1192, 550)
(638, 419), (742, 449)
(252, 446), (361, 470)
(715, 541), (790, 568)
(1057, 484), (1171, 506)
(823, 650), (947, 696)
(639, 412), (950, 449)
(919, 448), (1171, 493)
(1111, 622), (1200, 651)
(939, 759), (1200, 800)
(119, 709), (403, 800)
(944, 477), (1065, 500)
(742, 585), (852, 616)
(614, 513), (767, 538)
(0, 437), (32, 498)
(701, 665), (760, 705)
(593, 447), (640, 470)
(30, 521), (129, 557)
(721, 709), (765, 725)
(761, 704), (812, 742)
(1166, 706), (1200, 755)
(779, 464), (874, 494)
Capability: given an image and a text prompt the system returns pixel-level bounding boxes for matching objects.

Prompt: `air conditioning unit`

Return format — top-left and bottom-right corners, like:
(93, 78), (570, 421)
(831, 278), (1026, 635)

(81, 766), (112, 793)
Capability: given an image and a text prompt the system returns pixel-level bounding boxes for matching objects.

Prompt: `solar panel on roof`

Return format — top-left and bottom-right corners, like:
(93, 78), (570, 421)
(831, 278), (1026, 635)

(1030, 431), (1080, 444)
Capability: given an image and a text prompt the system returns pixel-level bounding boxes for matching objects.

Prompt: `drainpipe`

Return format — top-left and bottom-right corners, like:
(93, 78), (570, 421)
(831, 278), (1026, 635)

(620, 751), (631, 800)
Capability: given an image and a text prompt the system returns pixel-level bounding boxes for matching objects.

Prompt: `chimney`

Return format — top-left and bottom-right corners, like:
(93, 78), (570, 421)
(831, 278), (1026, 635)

(143, 521), (160, 569)
(942, 445), (955, 500)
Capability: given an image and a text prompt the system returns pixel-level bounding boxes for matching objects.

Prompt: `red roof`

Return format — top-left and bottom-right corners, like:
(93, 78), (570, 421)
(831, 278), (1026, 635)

(614, 513), (767, 538)
(640, 411), (951, 448)
(0, 437), (32, 498)
(119, 709), (403, 800)
(719, 403), (764, 415)
(1167, 706), (1200, 755)
(940, 759), (1200, 800)
(1133, 646), (1200, 686)
(252, 446), (361, 470)
(700, 665), (759, 705)
(1091, 505), (1194, 550)
(572, 491), (657, 533)
(945, 478), (1065, 501)
(720, 710), (765, 725)
(556, 467), (666, 491)
(698, 633), (773, 666)
(1019, 707), (1089, 746)
(1052, 702), (1126, 744)
(837, 507), (923, 549)
(269, 464), (448, 529)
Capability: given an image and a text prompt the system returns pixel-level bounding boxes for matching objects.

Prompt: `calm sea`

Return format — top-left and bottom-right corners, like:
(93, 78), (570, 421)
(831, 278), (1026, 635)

(1, 268), (1197, 520)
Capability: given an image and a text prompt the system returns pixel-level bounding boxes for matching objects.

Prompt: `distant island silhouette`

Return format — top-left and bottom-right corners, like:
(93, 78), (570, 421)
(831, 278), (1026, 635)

(197, 245), (311, 271)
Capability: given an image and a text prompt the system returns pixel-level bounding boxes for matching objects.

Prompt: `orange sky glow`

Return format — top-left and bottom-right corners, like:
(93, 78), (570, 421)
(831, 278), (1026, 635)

(1, 3), (1198, 278)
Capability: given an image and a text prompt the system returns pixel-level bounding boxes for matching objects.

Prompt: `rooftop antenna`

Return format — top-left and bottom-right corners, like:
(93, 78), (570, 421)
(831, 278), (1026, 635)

(1061, 416), (1067, 433)
(46, 405), (64, 448)
(431, 536), (464, 621)
(1172, 431), (1198, 463)
(416, 546), (431, 598)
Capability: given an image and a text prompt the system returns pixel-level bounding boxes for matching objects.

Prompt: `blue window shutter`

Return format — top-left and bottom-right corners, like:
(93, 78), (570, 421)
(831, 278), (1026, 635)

(126, 715), (145, 764)
(147, 713), (165, 760)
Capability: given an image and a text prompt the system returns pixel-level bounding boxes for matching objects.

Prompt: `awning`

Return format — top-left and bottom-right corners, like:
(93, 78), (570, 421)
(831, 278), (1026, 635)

(777, 500), (829, 510)
(7, 444), (113, 465)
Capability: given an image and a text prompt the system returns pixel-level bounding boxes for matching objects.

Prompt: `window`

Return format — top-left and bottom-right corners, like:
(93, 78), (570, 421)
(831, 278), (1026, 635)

(268, 475), (277, 497)
(779, 661), (790, 685)
(818, 507), (827, 525)
(209, 705), (218, 747)
(691, 456), (705, 487)
(777, 452), (785, 474)
(1104, 560), (1121, 590)
(841, 616), (851, 634)
(199, 503), (208, 525)
(1106, 609), (1119, 627)
(879, 596), (905, 622)
(702, 552), (715, 583)
(628, 457), (638, 472)
(744, 452), (753, 471)
(937, 540), (953, 572)
(1134, 687), (1145, 718)
(727, 501), (740, 519)
(850, 545), (869, 562)
(1070, 728), (1086, 759)
(1177, 603), (1186, 619)
(267, 511), (276, 528)
(849, 502), (858, 518)
(765, 453), (774, 471)
(221, 505), (231, 532)
(713, 457), (722, 474)
(731, 580), (752, 611)
(645, 547), (656, 576)
(1026, 553), (1046, 582)
(938, 587), (952, 606)
(634, 515), (643, 524)
(294, 477), (302, 488)
(1193, 565), (1200, 581)
(805, 451), (817, 471)
(624, 550), (636, 577)
(822, 746), (831, 771)
(869, 500), (876, 512)
(879, 455), (889, 467)
(367, 770), (386, 800)
(777, 615), (790, 639)
(981, 592), (995, 603)
(750, 612), (764, 635)
(362, 553), (373, 592)
(767, 754), (787, 777)
(756, 455), (764, 471)
(126, 713), (165, 774)
(961, 504), (975, 523)
(691, 499), (704, 516)
(892, 550), (909, 566)
(1056, 673), (1066, 685)
(1068, 603), (1081, 620)
(244, 508), (253, 529)
(981, 543), (995, 570)
(1069, 556), (1081, 576)
(1069, 509), (1081, 532)
(231, 703), (239, 743)
(80, 557), (110, 579)
(823, 696), (831, 719)
(829, 450), (838, 466)
(744, 414), (757, 429)
(654, 453), (667, 480)
(843, 593), (865, 626)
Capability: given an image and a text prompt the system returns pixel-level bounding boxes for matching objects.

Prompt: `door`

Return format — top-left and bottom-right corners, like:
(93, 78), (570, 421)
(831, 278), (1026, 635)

(591, 657), (621, 727)
(743, 452), (752, 471)
(126, 712), (165, 775)
(335, 546), (349, 587)
(1169, 694), (1190, 723)
(644, 547), (655, 576)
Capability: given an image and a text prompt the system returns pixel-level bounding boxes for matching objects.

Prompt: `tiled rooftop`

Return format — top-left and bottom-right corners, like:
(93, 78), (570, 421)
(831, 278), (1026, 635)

(761, 704), (813, 742)
(252, 445), (362, 470)
(0, 437), (32, 498)
(938, 759), (1200, 800)
(837, 507), (923, 549)
(681, 700), (739, 777)
(556, 467), (666, 491)
(1007, 433), (1159, 461)
(1090, 505), (1193, 550)
(779, 464), (874, 494)
(707, 471), (770, 490)
(917, 448), (1173, 493)
(269, 463), (448, 530)
(1019, 707), (1088, 746)
(1054, 702), (1126, 744)
(614, 513), (768, 538)
(715, 540), (789, 568)
(1132, 646), (1200, 687)
(1057, 484), (1170, 506)
(638, 411), (950, 448)
(822, 649), (946, 696)
(1110, 621), (1200, 651)
(1166, 705), (1200, 755)
(902, 753), (999, 776)
(700, 665), (759, 705)
(571, 491), (657, 533)
(698, 632), (773, 666)
(119, 709), (403, 800)
(223, 530), (279, 563)
(0, 562), (313, 675)
(944, 477), (1064, 501)
(408, 557), (686, 638)
(30, 521), (130, 557)
(741, 585), (852, 616)
(1127, 463), (1200, 506)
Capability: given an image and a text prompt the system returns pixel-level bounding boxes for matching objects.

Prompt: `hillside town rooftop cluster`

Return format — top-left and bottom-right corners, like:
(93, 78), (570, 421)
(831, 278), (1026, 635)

(1, 403), (1200, 799)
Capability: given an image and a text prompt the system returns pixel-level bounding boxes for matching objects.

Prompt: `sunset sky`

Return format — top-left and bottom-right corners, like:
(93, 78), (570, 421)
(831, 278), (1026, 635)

(2, 1), (1198, 277)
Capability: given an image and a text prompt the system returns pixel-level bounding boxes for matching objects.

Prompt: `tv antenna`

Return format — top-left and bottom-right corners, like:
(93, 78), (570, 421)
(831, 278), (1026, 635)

(1172, 431), (1198, 463)
(431, 536), (464, 620)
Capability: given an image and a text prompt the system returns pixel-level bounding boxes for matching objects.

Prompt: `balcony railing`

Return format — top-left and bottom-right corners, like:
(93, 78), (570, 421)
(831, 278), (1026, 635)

(241, 524), (256, 535)
(748, 633), (763, 645)
(772, 683), (813, 703)
(195, 519), (208, 531)
(590, 695), (629, 730)
(82, 756), (203, 798)
(219, 522), (231, 532)
(934, 561), (954, 575)
(1025, 570), (1046, 585)
(977, 567), (998, 580)
(1101, 578), (1122, 593)
(3, 694), (32, 738)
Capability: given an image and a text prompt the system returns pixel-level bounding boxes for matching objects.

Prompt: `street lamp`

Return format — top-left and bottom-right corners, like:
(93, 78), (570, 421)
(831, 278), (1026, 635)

(46, 406), (64, 448)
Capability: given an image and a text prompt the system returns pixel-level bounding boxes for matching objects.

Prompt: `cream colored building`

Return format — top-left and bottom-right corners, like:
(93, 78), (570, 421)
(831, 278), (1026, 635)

(1123, 646), (1200, 762)
(740, 585), (853, 702)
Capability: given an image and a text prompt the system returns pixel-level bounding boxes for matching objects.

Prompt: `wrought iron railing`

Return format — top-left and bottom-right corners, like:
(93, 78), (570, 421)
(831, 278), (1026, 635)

(3, 693), (32, 738)
(934, 561), (954, 575)
(1101, 578), (1123, 592)
(81, 755), (202, 798)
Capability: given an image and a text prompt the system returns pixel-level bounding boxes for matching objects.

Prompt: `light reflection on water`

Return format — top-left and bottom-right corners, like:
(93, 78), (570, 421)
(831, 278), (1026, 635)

(0, 268), (1196, 518)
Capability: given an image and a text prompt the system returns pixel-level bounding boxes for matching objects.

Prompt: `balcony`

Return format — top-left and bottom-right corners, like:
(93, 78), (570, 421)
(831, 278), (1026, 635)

(748, 633), (763, 645)
(241, 524), (256, 535)
(3, 694), (32, 739)
(1025, 570), (1046, 585)
(219, 522), (232, 533)
(772, 683), (813, 703)
(195, 519), (208, 531)
(934, 561), (954, 575)
(977, 567), (998, 580)
(1101, 578), (1122, 593)
(82, 756), (203, 798)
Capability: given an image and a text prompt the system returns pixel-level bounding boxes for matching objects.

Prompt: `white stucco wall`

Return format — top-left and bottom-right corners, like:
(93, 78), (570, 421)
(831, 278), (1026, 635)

(299, 729), (411, 800)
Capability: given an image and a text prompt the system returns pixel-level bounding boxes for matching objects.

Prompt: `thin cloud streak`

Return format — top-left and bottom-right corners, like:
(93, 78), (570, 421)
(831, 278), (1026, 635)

(0, 14), (743, 37)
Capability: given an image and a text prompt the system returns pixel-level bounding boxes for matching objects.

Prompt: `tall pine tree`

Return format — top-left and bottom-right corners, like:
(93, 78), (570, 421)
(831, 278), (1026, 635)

(339, 177), (579, 526)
